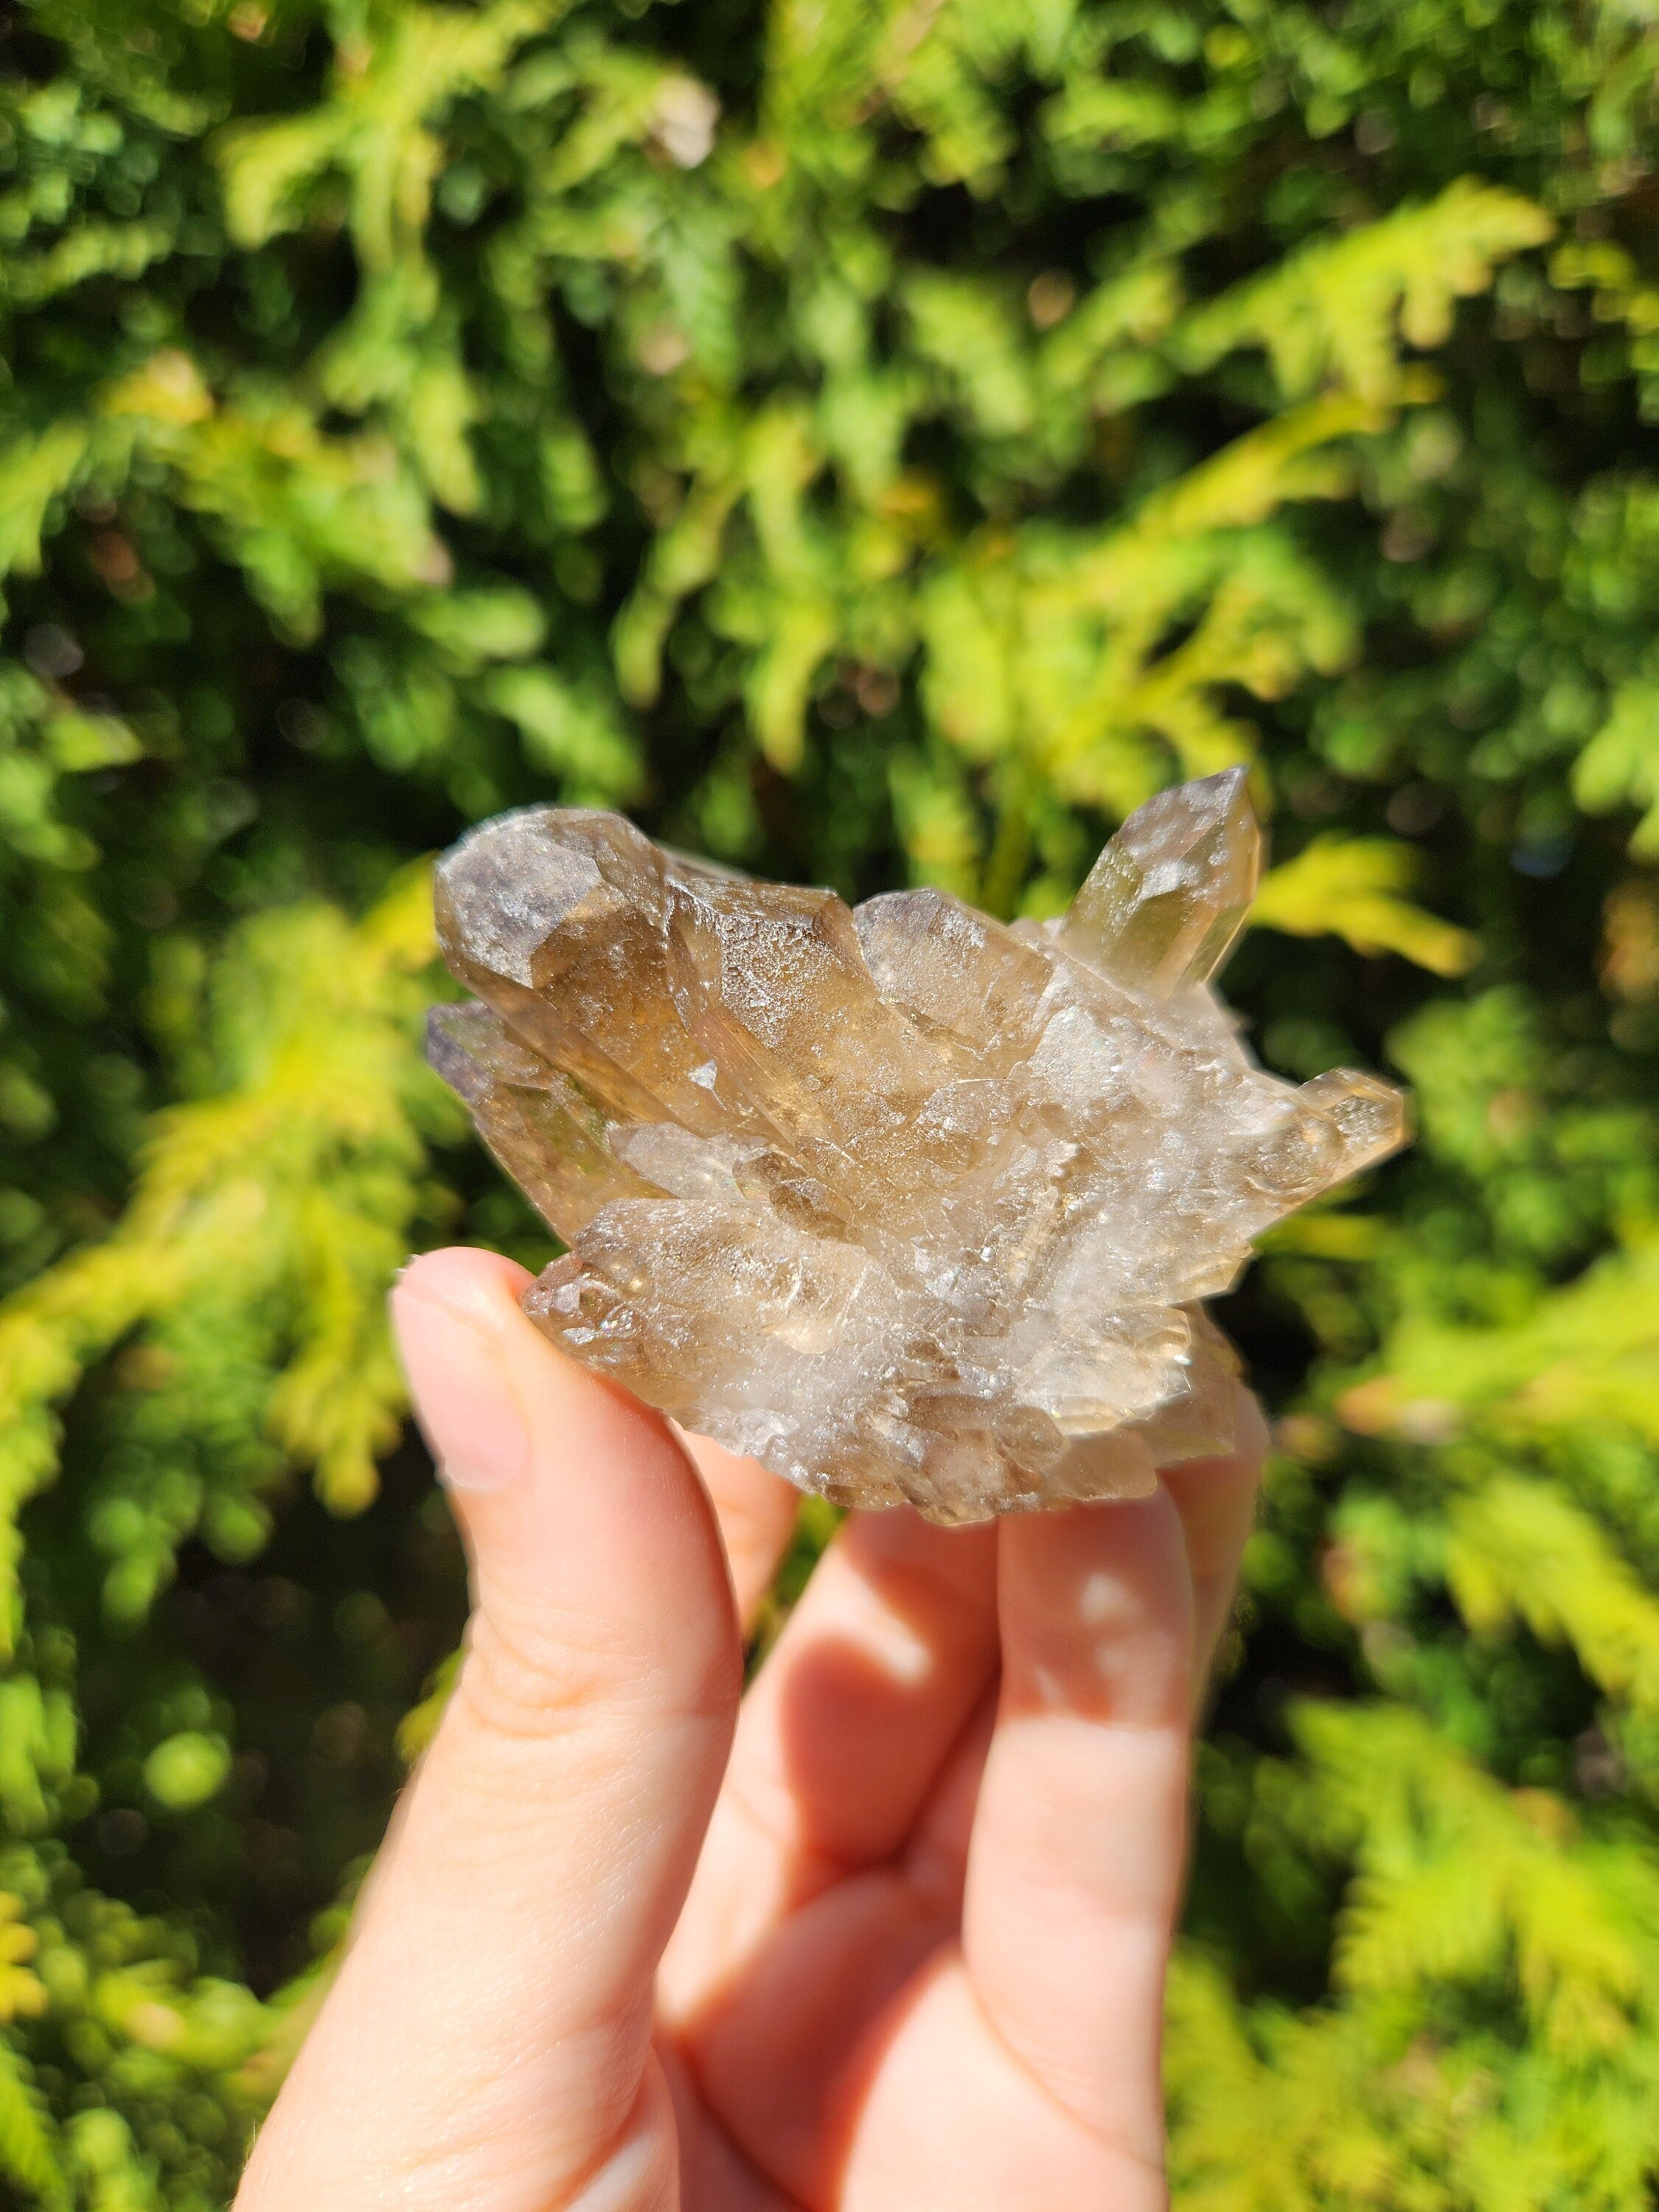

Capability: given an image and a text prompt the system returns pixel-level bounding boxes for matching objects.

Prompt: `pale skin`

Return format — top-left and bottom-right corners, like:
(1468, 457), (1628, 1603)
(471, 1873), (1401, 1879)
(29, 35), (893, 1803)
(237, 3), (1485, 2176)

(236, 1246), (1266, 2212)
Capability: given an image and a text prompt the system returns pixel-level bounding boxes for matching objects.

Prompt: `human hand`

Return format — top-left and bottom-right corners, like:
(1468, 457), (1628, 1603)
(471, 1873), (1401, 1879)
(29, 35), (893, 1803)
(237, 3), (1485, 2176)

(236, 1245), (1265, 2212)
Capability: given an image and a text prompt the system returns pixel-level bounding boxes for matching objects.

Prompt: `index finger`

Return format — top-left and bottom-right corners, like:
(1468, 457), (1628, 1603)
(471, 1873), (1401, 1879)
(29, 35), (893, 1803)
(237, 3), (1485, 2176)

(675, 1427), (800, 1631)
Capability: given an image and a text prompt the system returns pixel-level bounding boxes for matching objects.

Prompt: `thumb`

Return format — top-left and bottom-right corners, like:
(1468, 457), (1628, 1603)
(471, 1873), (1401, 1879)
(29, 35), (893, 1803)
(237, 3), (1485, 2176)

(237, 1248), (742, 2212)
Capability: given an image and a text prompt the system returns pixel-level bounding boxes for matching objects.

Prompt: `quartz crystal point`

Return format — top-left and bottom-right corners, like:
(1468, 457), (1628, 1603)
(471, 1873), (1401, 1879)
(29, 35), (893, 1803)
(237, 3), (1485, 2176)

(428, 772), (1408, 1524)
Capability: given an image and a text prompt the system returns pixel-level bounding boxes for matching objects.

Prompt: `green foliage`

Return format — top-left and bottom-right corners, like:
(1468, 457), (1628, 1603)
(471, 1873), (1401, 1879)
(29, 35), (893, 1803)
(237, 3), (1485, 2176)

(1, 0), (1658, 2200)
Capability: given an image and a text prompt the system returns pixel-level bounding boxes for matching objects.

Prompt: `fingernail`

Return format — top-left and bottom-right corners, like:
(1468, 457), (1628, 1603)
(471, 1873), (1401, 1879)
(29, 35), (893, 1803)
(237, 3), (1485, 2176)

(392, 1281), (531, 1495)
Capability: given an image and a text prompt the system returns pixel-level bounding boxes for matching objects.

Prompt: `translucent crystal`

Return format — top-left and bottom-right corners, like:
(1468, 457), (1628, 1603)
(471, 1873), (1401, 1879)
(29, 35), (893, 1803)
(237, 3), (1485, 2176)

(429, 777), (1408, 1524)
(1060, 767), (1260, 996)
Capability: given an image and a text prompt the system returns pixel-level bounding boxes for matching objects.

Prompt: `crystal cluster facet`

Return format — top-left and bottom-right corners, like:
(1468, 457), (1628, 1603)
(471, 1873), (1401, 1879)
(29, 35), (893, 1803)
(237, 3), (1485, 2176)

(428, 773), (1406, 1523)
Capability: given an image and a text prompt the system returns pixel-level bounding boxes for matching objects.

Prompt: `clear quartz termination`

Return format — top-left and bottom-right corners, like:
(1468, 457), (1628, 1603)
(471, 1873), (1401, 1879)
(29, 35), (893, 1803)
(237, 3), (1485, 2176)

(428, 771), (1406, 1524)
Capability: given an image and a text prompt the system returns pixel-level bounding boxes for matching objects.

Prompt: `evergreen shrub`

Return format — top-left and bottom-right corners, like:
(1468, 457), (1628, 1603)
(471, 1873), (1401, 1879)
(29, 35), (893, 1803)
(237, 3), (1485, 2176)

(3, 0), (1659, 2200)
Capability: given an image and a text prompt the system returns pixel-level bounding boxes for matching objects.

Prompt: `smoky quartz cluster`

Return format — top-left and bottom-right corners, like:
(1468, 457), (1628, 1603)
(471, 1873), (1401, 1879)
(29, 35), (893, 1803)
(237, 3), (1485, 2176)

(429, 772), (1405, 1523)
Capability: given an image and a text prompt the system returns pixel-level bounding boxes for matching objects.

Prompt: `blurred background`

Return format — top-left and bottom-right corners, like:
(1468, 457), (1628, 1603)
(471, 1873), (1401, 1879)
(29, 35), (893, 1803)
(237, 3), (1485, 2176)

(1, 0), (1658, 2202)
